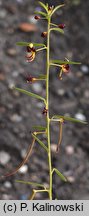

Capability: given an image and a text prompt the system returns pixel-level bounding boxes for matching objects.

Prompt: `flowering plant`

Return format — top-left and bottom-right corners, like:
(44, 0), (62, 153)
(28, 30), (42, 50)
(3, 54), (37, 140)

(2, 1), (87, 200)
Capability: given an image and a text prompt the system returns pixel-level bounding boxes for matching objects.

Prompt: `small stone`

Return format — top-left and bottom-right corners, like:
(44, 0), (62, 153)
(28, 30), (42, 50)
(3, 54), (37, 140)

(21, 149), (27, 159)
(75, 113), (86, 121)
(4, 181), (12, 189)
(84, 90), (89, 99)
(0, 151), (10, 165)
(18, 23), (37, 32)
(6, 48), (17, 56)
(51, 144), (56, 152)
(0, 73), (5, 81)
(0, 9), (7, 18)
(81, 65), (89, 74)
(57, 89), (65, 96)
(12, 70), (19, 77)
(10, 114), (22, 122)
(28, 15), (37, 24)
(18, 165), (28, 174)
(65, 145), (74, 155)
(67, 176), (75, 183)
(36, 102), (43, 108)
(8, 81), (15, 89)
(20, 194), (28, 200)
(32, 83), (42, 93)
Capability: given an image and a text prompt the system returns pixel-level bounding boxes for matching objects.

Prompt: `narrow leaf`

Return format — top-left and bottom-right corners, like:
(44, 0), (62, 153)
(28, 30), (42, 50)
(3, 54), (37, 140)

(32, 134), (48, 152)
(50, 27), (64, 34)
(16, 42), (46, 47)
(35, 11), (47, 17)
(38, 1), (48, 12)
(52, 115), (87, 124)
(50, 4), (65, 17)
(15, 87), (46, 103)
(32, 125), (46, 131)
(38, 74), (46, 79)
(51, 60), (81, 65)
(53, 168), (67, 182)
(16, 180), (45, 188)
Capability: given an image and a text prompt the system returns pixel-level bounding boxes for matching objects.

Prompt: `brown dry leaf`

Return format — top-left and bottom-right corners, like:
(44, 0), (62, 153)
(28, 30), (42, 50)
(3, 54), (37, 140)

(18, 23), (38, 32)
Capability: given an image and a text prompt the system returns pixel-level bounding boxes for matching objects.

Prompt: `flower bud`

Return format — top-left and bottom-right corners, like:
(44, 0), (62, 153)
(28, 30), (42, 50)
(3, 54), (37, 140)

(41, 32), (47, 38)
(42, 107), (48, 115)
(34, 15), (41, 20)
(62, 64), (69, 73)
(26, 75), (36, 83)
(58, 24), (66, 29)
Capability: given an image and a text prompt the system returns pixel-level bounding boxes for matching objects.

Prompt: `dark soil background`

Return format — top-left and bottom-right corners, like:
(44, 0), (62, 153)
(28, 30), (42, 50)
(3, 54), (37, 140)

(0, 0), (89, 200)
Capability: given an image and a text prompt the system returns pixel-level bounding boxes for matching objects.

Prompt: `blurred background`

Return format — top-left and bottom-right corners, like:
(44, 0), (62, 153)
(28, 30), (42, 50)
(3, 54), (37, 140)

(0, 0), (89, 200)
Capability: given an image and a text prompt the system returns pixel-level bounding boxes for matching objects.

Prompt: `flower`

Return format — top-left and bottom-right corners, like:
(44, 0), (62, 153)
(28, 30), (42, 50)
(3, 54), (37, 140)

(41, 32), (47, 38)
(26, 43), (36, 62)
(26, 75), (36, 83)
(42, 107), (48, 115)
(58, 24), (66, 29)
(62, 64), (70, 73)
(48, 5), (54, 14)
(34, 15), (41, 20)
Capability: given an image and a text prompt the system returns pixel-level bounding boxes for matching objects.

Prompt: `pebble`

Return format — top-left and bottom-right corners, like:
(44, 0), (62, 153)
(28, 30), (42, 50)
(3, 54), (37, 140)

(75, 113), (86, 121)
(6, 48), (17, 56)
(84, 90), (89, 99)
(21, 149), (27, 159)
(57, 89), (65, 96)
(18, 165), (28, 174)
(81, 65), (89, 74)
(0, 9), (7, 18)
(36, 102), (43, 108)
(10, 114), (22, 122)
(28, 15), (37, 24)
(51, 144), (57, 153)
(67, 176), (75, 183)
(4, 181), (12, 189)
(32, 83), (42, 93)
(8, 81), (15, 89)
(20, 194), (28, 200)
(65, 145), (74, 155)
(0, 151), (10, 165)
(12, 70), (19, 77)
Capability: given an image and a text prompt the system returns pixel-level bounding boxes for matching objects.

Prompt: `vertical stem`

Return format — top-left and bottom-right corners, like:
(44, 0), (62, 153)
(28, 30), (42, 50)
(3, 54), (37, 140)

(46, 17), (52, 200)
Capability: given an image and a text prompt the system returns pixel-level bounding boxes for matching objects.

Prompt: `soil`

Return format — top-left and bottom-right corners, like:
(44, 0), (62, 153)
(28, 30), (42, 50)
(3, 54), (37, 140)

(0, 0), (89, 200)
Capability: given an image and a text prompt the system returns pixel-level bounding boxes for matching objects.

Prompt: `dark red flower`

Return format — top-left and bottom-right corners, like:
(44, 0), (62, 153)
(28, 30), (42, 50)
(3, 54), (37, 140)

(26, 75), (36, 83)
(62, 64), (70, 73)
(58, 24), (66, 29)
(34, 15), (41, 20)
(26, 44), (36, 62)
(42, 107), (48, 115)
(41, 32), (47, 38)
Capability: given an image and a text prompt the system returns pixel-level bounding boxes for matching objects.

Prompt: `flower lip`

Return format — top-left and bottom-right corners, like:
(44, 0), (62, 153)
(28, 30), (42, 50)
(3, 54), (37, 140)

(62, 64), (70, 73)
(26, 45), (36, 62)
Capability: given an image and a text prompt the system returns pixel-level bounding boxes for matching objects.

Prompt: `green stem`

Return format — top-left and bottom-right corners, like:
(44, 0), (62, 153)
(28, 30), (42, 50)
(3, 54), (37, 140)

(46, 17), (52, 200)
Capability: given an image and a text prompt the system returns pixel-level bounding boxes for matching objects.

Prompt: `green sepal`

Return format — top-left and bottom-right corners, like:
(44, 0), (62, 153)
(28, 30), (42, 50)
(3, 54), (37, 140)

(16, 42), (46, 47)
(50, 27), (64, 34)
(16, 180), (45, 188)
(38, 1), (48, 12)
(38, 74), (47, 79)
(35, 11), (47, 17)
(15, 87), (46, 103)
(52, 115), (87, 124)
(32, 125), (46, 131)
(32, 134), (48, 152)
(51, 60), (81, 65)
(50, 4), (65, 17)
(53, 168), (67, 182)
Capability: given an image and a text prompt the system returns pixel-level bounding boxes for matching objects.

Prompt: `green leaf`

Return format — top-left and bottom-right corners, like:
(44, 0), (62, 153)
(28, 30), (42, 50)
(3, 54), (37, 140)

(52, 115), (87, 124)
(32, 134), (48, 152)
(38, 74), (46, 79)
(32, 125), (46, 131)
(50, 27), (64, 34)
(16, 42), (46, 47)
(53, 168), (67, 182)
(50, 4), (65, 17)
(38, 1), (48, 12)
(35, 11), (47, 17)
(51, 60), (81, 65)
(15, 87), (46, 103)
(16, 180), (45, 188)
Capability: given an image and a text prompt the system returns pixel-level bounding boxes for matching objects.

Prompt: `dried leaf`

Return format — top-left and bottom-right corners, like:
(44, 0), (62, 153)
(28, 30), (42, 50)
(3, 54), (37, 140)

(18, 23), (37, 32)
